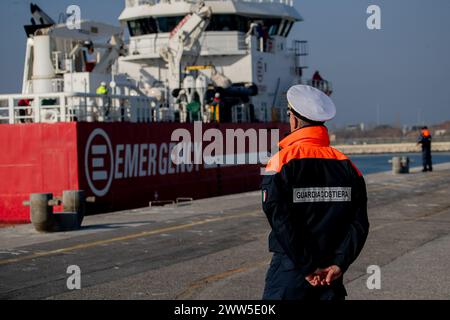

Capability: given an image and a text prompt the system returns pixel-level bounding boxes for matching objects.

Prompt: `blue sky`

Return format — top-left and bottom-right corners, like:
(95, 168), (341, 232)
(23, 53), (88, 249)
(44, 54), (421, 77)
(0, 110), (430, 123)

(0, 0), (449, 127)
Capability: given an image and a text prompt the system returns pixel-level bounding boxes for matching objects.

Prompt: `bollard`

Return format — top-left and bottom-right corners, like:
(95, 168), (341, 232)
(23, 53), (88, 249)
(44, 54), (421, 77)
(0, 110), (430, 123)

(391, 157), (401, 174)
(25, 190), (90, 232)
(29, 193), (55, 232)
(400, 156), (410, 174)
(391, 156), (410, 174)
(63, 190), (85, 228)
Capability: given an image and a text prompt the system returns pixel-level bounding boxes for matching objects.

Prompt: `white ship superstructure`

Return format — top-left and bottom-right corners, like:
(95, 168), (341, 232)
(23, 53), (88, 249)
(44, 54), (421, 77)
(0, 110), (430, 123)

(119, 0), (310, 123)
(0, 0), (332, 125)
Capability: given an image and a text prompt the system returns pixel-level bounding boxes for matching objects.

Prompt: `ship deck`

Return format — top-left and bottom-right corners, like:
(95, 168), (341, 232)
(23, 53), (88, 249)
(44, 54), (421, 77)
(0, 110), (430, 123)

(1, 163), (450, 299)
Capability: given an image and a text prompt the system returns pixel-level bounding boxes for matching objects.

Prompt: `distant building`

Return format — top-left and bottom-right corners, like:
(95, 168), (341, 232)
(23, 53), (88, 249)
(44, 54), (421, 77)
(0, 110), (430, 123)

(345, 123), (365, 131)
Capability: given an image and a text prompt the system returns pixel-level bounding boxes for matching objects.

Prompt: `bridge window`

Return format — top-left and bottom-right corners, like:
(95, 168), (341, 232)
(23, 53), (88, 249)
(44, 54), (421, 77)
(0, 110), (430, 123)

(264, 18), (282, 36)
(205, 15), (284, 36)
(286, 21), (294, 36)
(127, 16), (185, 35)
(127, 15), (292, 37)
(281, 20), (294, 37)
(206, 15), (249, 32)
(127, 18), (158, 36)
(156, 16), (185, 33)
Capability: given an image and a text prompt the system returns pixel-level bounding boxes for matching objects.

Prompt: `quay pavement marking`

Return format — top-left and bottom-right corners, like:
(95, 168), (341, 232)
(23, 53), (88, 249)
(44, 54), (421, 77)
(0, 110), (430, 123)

(0, 211), (261, 266)
(176, 259), (270, 299)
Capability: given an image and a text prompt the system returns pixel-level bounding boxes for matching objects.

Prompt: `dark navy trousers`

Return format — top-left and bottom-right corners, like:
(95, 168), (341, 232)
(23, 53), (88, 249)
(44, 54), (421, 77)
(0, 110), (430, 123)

(422, 147), (432, 171)
(262, 253), (347, 301)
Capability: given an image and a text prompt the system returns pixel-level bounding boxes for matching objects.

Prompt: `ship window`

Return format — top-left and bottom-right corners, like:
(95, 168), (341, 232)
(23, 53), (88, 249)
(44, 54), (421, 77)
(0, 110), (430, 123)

(285, 21), (294, 37)
(279, 20), (295, 37)
(196, 14), (284, 35)
(127, 18), (158, 36)
(156, 16), (185, 33)
(128, 16), (202, 35)
(206, 15), (249, 32)
(283, 21), (294, 37)
(263, 18), (282, 36)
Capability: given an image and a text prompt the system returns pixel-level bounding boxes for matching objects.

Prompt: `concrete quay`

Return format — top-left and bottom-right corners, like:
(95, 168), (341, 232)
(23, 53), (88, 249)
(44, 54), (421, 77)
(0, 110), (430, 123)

(1, 163), (450, 300)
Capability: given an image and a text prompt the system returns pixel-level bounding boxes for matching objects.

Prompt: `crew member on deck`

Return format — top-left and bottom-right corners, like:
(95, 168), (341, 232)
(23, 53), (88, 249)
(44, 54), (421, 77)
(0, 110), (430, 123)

(96, 82), (109, 95)
(209, 93), (222, 123)
(312, 71), (323, 88)
(83, 41), (97, 72)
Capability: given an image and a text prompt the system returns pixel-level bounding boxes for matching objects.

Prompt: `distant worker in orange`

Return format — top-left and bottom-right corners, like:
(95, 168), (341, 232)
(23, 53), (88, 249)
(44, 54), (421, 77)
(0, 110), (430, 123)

(209, 93), (222, 123)
(418, 126), (432, 172)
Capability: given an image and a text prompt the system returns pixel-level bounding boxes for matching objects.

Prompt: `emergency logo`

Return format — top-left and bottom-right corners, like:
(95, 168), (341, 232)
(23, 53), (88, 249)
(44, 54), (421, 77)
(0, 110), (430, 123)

(85, 128), (114, 197)
(293, 187), (351, 203)
(84, 128), (201, 197)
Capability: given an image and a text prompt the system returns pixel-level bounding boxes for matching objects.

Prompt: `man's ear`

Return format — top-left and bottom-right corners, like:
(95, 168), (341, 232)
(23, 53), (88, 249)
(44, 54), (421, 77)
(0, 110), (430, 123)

(294, 116), (300, 129)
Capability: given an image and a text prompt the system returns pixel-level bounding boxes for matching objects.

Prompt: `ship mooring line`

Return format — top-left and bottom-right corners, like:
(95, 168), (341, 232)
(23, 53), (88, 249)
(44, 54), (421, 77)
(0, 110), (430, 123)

(0, 211), (260, 266)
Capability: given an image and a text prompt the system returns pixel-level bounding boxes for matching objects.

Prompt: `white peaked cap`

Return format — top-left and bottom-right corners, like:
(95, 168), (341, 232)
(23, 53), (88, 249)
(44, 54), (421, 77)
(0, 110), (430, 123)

(287, 85), (336, 122)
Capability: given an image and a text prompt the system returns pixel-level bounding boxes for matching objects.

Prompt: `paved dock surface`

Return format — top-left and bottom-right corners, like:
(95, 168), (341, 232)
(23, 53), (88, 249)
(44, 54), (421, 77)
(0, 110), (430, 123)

(1, 163), (450, 300)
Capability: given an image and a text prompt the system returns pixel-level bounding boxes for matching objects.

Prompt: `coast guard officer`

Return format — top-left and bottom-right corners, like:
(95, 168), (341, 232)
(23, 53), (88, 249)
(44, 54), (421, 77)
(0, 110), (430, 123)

(262, 85), (369, 300)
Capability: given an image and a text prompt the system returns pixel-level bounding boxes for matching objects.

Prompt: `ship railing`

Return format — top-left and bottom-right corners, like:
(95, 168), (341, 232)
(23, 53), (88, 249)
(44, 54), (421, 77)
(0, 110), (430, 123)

(248, 36), (276, 53)
(126, 0), (156, 7)
(237, 0), (294, 6)
(304, 79), (333, 96)
(0, 92), (161, 125)
(125, 0), (294, 7)
(231, 104), (252, 123)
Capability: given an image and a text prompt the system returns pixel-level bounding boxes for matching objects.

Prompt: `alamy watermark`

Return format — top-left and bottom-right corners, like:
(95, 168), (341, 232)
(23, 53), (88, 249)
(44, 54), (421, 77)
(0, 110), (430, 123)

(366, 265), (381, 290)
(66, 265), (81, 290)
(66, 5), (81, 30)
(170, 122), (280, 175)
(367, 5), (382, 30)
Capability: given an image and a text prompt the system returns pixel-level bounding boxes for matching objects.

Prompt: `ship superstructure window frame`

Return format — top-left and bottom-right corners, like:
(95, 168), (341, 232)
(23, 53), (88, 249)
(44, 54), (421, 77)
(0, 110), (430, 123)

(127, 18), (158, 36)
(206, 15), (284, 36)
(127, 14), (293, 37)
(206, 14), (248, 33)
(281, 20), (294, 37)
(127, 16), (185, 36)
(156, 16), (185, 33)
(263, 18), (282, 36)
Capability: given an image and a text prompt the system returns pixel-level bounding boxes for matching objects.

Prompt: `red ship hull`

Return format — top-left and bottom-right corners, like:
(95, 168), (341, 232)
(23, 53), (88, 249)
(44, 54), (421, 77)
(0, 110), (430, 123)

(0, 122), (289, 223)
